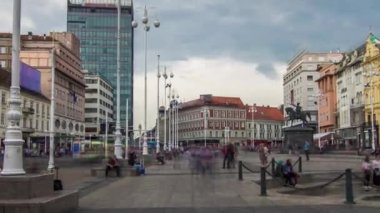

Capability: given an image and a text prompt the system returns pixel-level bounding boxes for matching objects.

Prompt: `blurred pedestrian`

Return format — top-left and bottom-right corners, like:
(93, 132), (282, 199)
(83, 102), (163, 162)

(361, 155), (372, 191)
(303, 141), (311, 161)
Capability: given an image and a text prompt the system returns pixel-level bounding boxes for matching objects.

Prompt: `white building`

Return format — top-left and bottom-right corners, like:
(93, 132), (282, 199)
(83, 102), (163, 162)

(84, 70), (114, 137)
(178, 95), (246, 145)
(246, 104), (284, 145)
(335, 44), (366, 148)
(283, 51), (343, 127)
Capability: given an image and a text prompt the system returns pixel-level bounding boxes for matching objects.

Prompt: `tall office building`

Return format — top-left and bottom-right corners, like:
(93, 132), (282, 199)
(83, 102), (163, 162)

(67, 0), (134, 134)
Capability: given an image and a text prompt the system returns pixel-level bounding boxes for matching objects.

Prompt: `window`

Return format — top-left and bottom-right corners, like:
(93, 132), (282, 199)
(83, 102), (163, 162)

(1, 92), (5, 105)
(307, 88), (314, 92)
(0, 113), (4, 125)
(307, 75), (313, 81)
(0, 47), (6, 54)
(0, 60), (5, 68)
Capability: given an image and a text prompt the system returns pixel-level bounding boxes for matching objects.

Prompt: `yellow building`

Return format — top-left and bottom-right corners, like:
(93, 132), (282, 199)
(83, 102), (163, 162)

(363, 33), (380, 150)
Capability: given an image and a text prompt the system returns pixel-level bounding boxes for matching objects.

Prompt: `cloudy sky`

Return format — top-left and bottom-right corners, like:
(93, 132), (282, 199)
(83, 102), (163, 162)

(1, 0), (379, 130)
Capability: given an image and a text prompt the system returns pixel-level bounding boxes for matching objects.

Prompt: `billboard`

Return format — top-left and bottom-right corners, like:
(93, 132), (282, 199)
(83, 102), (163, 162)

(20, 62), (41, 93)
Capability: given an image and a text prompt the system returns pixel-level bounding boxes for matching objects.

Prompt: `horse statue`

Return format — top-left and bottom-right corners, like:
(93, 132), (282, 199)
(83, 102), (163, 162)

(285, 104), (311, 126)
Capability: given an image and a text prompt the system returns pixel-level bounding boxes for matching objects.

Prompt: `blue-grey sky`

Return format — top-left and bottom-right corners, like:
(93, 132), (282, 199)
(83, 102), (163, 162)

(0, 0), (379, 128)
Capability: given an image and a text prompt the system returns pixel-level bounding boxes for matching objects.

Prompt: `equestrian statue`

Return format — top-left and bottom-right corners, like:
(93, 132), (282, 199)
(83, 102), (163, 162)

(285, 103), (311, 126)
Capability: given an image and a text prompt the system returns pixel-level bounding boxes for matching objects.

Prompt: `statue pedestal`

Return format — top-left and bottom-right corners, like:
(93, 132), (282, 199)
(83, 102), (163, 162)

(283, 127), (314, 152)
(0, 174), (78, 213)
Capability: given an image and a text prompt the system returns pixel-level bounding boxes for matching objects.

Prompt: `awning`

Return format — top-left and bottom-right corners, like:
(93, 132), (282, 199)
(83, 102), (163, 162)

(313, 132), (341, 141)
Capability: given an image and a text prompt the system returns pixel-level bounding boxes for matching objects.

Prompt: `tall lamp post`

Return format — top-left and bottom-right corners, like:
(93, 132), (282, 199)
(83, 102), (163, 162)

(156, 55), (160, 153)
(2, 0), (25, 175)
(203, 108), (208, 147)
(113, 0), (123, 159)
(175, 95), (179, 149)
(314, 92), (323, 150)
(168, 88), (173, 151)
(132, 6), (160, 155)
(248, 104), (257, 150)
(364, 67), (380, 151)
(163, 69), (173, 150)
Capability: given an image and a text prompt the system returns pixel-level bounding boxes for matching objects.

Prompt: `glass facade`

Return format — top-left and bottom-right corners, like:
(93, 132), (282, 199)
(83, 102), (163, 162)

(67, 0), (133, 134)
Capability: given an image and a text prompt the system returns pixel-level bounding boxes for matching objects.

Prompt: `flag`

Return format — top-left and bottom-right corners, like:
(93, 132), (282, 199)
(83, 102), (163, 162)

(370, 34), (380, 44)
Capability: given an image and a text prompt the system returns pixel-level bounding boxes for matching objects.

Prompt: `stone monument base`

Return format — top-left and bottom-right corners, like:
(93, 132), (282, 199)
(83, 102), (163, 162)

(0, 174), (78, 213)
(283, 127), (314, 153)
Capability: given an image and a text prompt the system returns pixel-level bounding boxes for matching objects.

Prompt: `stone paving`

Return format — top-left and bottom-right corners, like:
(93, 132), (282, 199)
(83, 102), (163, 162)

(75, 152), (380, 212)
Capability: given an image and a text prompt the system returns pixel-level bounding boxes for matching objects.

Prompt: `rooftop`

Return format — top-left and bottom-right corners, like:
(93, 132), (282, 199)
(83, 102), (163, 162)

(180, 95), (245, 110)
(246, 105), (284, 122)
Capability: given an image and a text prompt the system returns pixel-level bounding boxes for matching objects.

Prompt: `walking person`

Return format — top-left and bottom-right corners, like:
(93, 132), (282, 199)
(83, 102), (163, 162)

(372, 153), (380, 188)
(287, 143), (293, 155)
(362, 155), (372, 191)
(304, 140), (311, 161)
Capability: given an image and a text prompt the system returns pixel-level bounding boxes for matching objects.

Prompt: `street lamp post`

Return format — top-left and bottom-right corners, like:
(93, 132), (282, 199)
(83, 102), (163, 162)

(2, 0), (25, 175)
(175, 95), (179, 149)
(162, 68), (173, 150)
(132, 6), (160, 155)
(125, 98), (129, 159)
(113, 0), (123, 159)
(156, 55), (160, 153)
(314, 92), (323, 150)
(168, 89), (172, 151)
(248, 104), (257, 150)
(203, 108), (208, 147)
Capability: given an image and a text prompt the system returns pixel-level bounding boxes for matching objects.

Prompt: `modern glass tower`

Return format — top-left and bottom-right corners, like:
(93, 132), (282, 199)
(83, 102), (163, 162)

(67, 0), (133, 135)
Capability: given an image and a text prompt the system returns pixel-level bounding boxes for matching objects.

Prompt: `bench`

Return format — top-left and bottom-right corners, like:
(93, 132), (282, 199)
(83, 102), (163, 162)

(90, 167), (134, 178)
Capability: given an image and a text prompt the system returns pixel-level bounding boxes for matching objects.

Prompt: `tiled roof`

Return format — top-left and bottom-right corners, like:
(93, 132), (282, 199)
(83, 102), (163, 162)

(180, 95), (245, 110)
(246, 105), (284, 122)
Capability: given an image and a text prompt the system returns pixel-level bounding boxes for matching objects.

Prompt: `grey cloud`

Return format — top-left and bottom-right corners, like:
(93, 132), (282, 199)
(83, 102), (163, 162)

(1, 0), (380, 78)
(256, 63), (276, 79)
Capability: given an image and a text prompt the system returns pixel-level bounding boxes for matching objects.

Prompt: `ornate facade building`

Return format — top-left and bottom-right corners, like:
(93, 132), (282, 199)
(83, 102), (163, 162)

(363, 33), (380, 149)
(0, 32), (86, 147)
(178, 95), (246, 145)
(246, 104), (283, 146)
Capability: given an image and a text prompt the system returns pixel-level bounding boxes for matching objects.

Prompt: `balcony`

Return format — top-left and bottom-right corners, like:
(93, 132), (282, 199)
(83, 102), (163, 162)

(22, 107), (35, 115)
(350, 102), (364, 109)
(21, 127), (34, 133)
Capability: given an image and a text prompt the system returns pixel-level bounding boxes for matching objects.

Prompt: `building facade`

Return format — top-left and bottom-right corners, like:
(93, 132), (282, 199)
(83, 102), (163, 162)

(84, 70), (114, 136)
(0, 68), (50, 150)
(67, 0), (134, 134)
(0, 33), (11, 71)
(246, 104), (284, 145)
(363, 33), (380, 149)
(177, 95), (246, 145)
(283, 51), (343, 128)
(15, 32), (86, 142)
(316, 64), (338, 133)
(335, 44), (366, 149)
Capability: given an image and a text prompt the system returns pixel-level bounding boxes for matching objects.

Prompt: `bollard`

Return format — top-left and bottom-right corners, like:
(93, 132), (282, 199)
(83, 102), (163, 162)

(298, 156), (302, 173)
(260, 167), (267, 196)
(345, 169), (355, 204)
(238, 161), (243, 181)
(271, 158), (275, 176)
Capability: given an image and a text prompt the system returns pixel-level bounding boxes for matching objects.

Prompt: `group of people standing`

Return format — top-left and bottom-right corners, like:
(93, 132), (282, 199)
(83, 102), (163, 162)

(222, 143), (237, 169)
(361, 153), (380, 190)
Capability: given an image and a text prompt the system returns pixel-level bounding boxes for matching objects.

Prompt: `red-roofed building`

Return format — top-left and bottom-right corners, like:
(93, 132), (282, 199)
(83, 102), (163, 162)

(246, 104), (284, 147)
(177, 94), (246, 145)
